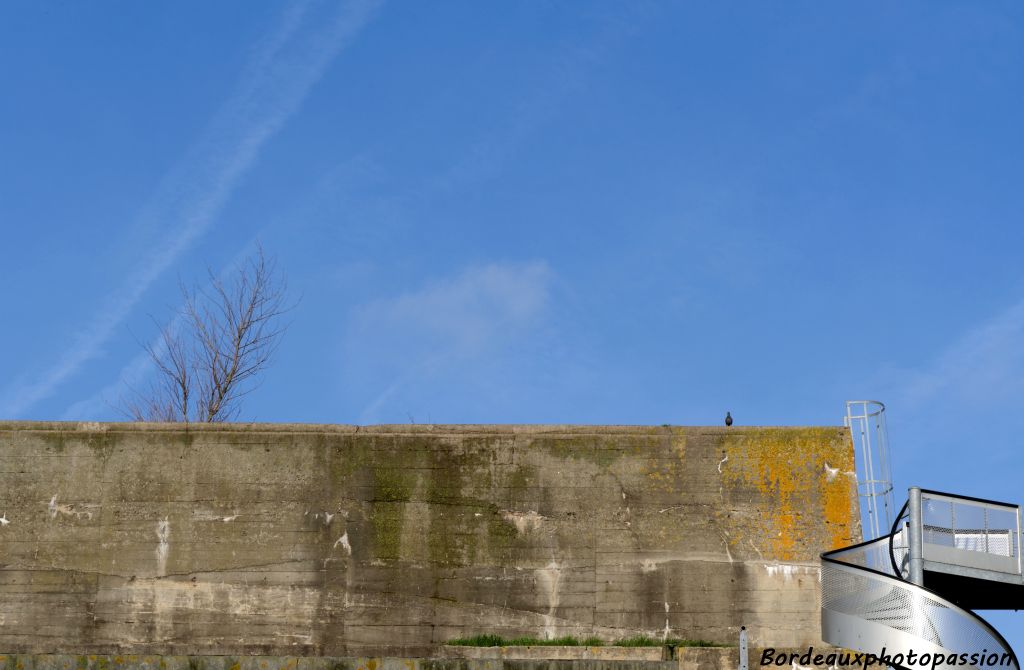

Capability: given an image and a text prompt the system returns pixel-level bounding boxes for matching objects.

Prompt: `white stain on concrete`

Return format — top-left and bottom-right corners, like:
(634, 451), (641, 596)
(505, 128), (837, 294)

(640, 559), (657, 573)
(193, 509), (238, 522)
(502, 510), (544, 535)
(823, 462), (856, 481)
(663, 601), (671, 640)
(765, 563), (796, 580)
(717, 454), (729, 473)
(537, 560), (562, 639)
(0, 512), (8, 527)
(312, 511), (338, 525)
(48, 494), (92, 520)
(140, 578), (323, 643)
(334, 532), (351, 555)
(156, 518), (170, 576)
(765, 563), (817, 581)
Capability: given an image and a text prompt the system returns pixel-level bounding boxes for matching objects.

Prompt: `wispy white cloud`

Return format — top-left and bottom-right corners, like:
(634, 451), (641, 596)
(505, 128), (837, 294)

(868, 298), (1024, 509)
(888, 299), (1024, 409)
(358, 262), (552, 353)
(1, 0), (382, 419)
(352, 261), (554, 422)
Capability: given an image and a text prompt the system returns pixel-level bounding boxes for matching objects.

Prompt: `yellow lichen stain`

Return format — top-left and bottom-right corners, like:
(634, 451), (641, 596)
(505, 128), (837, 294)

(722, 427), (858, 560)
(645, 431), (688, 492)
(671, 430), (687, 463)
(367, 661), (378, 670)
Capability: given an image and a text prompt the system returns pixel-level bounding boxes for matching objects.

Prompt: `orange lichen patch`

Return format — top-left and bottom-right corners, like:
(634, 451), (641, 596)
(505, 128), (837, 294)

(722, 427), (858, 560)
(821, 463), (857, 549)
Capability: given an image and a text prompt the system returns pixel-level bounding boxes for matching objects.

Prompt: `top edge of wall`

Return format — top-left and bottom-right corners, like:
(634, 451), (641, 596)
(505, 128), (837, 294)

(0, 421), (848, 435)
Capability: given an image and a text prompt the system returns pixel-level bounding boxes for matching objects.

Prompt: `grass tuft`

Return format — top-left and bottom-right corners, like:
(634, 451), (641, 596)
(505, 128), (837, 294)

(447, 634), (507, 647)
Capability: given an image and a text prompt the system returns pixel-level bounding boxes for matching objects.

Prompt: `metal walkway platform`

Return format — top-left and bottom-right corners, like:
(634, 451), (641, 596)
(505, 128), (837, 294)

(821, 488), (1023, 670)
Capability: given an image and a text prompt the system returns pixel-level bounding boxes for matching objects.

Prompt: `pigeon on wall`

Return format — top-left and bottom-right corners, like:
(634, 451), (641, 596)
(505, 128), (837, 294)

(725, 412), (733, 427)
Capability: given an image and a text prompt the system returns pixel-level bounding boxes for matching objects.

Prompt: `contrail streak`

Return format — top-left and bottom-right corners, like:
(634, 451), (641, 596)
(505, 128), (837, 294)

(1, 0), (382, 418)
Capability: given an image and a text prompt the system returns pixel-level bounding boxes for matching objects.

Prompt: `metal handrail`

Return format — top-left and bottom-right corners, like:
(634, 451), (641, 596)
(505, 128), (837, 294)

(821, 493), (1020, 670)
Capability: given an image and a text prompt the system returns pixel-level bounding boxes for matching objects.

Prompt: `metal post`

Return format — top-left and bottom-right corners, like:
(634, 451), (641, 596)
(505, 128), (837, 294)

(739, 626), (748, 670)
(1017, 506), (1022, 577)
(908, 487), (924, 586)
(984, 507), (990, 555)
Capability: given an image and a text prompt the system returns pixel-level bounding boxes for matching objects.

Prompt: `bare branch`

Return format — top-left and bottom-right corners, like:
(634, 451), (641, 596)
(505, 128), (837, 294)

(124, 244), (291, 423)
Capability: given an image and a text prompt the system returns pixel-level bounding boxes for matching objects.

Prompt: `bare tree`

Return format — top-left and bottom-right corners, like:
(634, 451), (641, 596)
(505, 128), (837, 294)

(124, 246), (289, 423)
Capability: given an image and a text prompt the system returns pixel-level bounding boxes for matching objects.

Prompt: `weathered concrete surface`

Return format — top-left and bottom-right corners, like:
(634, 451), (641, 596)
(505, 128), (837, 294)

(0, 649), (883, 670)
(0, 422), (859, 655)
(441, 647), (668, 661)
(0, 656), (678, 670)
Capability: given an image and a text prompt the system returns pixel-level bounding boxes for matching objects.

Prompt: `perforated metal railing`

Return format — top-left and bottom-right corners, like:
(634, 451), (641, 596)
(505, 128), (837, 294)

(827, 535), (898, 576)
(821, 500), (1019, 670)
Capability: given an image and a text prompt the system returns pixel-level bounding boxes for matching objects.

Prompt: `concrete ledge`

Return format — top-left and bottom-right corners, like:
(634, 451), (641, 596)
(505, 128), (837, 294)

(673, 648), (735, 670)
(0, 420), (841, 435)
(441, 647), (670, 661)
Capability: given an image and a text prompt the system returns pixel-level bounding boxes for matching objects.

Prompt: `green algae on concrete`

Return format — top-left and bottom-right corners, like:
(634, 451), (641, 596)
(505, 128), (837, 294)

(370, 501), (406, 560)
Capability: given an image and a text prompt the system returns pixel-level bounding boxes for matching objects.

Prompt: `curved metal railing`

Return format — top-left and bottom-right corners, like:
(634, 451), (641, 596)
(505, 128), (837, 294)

(821, 501), (1019, 670)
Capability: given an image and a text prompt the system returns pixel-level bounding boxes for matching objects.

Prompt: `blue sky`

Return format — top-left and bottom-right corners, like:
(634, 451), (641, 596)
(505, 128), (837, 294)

(3, 0), (1024, 649)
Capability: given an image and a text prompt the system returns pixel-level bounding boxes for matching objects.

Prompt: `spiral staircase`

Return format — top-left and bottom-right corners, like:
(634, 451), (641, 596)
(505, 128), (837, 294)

(821, 488), (1024, 670)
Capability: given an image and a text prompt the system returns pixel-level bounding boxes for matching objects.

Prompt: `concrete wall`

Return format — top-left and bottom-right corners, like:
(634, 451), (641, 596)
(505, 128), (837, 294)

(0, 654), (679, 670)
(0, 423), (860, 656)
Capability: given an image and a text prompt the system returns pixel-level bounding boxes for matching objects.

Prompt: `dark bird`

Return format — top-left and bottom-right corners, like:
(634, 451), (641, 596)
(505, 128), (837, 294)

(724, 412), (733, 427)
